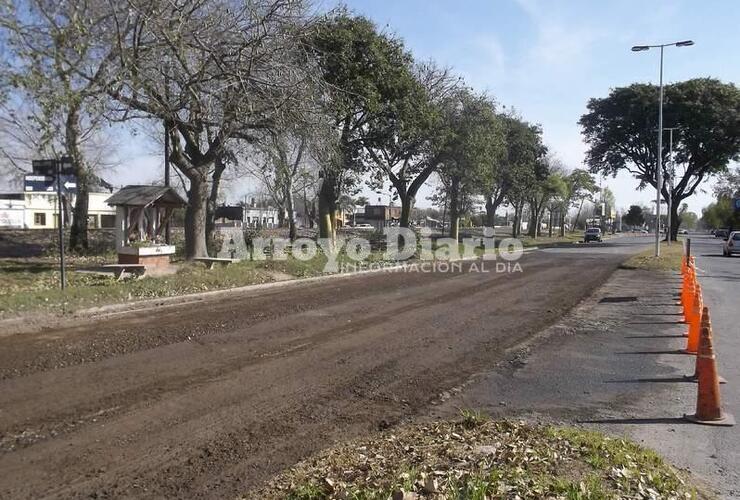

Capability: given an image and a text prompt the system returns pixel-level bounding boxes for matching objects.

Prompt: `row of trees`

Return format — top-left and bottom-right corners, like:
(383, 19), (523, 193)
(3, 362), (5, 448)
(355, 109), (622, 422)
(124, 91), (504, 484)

(1, 0), (602, 258)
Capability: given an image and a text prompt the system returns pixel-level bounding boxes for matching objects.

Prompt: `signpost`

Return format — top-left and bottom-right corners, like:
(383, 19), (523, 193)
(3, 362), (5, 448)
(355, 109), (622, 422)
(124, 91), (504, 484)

(30, 157), (74, 290)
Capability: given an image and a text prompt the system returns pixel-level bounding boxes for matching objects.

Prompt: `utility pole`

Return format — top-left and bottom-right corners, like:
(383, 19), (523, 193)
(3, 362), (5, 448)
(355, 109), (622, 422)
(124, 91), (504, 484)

(631, 39), (694, 256)
(56, 159), (66, 290)
(164, 121), (171, 244)
(163, 57), (172, 245)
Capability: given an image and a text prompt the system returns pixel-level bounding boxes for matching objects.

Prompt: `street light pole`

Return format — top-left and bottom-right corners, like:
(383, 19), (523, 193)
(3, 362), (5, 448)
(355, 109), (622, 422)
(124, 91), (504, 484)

(631, 39), (694, 257)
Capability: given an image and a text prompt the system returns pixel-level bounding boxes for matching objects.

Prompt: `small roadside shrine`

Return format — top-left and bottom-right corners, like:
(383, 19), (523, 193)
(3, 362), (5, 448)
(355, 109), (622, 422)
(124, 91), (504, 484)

(105, 185), (186, 274)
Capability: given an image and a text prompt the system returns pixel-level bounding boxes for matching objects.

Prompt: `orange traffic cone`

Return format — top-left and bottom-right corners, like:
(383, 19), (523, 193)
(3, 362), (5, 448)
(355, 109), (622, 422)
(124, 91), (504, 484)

(685, 308), (726, 384)
(681, 278), (694, 325)
(682, 286), (702, 351)
(684, 326), (734, 426)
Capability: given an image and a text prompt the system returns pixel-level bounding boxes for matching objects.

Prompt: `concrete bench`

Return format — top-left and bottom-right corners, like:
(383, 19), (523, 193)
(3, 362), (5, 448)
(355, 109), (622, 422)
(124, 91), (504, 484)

(102, 264), (147, 281)
(193, 257), (237, 270)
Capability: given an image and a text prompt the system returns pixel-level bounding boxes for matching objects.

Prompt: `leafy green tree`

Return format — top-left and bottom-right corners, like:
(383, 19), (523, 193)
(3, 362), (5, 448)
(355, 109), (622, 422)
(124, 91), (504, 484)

(679, 207), (698, 230)
(526, 157), (563, 238)
(437, 89), (501, 240)
(580, 78), (740, 241)
(482, 114), (537, 228)
(543, 171), (569, 237)
(701, 197), (739, 230)
(501, 122), (548, 238)
(714, 166), (740, 198)
(623, 205), (645, 228)
(309, 13), (416, 239)
(363, 63), (460, 228)
(561, 169), (597, 234)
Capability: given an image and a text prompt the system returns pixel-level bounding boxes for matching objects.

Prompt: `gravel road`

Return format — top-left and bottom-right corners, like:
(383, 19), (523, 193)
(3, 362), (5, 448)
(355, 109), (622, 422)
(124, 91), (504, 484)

(0, 236), (648, 499)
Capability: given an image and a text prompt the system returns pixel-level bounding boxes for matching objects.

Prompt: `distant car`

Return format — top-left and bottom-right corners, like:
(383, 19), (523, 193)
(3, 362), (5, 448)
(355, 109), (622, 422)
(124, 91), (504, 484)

(639, 229), (649, 234)
(723, 231), (740, 256)
(679, 229), (689, 235)
(353, 223), (375, 230)
(584, 227), (602, 243)
(715, 229), (729, 239)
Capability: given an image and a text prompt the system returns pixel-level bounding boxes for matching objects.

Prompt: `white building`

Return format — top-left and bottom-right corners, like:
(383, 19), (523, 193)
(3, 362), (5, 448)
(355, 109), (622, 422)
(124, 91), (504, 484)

(243, 206), (279, 228)
(0, 191), (116, 229)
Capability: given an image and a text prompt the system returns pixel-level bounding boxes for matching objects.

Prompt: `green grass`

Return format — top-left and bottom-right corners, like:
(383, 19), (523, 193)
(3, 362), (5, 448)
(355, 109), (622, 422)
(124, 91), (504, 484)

(0, 245), (440, 316)
(621, 240), (686, 272)
(254, 418), (703, 500)
(0, 256), (329, 316)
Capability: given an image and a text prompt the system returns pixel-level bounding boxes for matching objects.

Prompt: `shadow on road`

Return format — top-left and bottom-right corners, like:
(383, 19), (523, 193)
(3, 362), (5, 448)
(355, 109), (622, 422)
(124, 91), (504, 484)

(627, 321), (685, 325)
(578, 417), (690, 425)
(624, 334), (686, 339)
(634, 312), (683, 316)
(615, 350), (688, 356)
(603, 377), (692, 384)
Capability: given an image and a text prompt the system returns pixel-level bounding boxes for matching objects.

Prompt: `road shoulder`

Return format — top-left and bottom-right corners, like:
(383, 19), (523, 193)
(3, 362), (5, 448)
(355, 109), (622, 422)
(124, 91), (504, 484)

(433, 266), (734, 498)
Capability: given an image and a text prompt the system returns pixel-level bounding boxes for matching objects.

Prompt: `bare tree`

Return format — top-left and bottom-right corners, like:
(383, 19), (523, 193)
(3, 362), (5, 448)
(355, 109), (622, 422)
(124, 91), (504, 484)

(0, 0), (121, 249)
(363, 62), (462, 228)
(244, 131), (318, 240)
(96, 0), (315, 258)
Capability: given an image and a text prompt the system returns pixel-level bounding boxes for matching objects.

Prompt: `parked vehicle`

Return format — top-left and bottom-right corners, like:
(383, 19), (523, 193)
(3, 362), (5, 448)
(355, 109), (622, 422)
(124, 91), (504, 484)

(715, 229), (729, 239)
(353, 223), (375, 231)
(723, 231), (740, 256)
(679, 229), (689, 235)
(583, 227), (602, 243)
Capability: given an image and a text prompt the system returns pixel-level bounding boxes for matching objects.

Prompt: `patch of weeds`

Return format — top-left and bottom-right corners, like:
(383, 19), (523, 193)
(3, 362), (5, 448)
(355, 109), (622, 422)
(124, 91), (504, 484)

(254, 420), (701, 499)
(459, 408), (488, 429)
(621, 241), (685, 272)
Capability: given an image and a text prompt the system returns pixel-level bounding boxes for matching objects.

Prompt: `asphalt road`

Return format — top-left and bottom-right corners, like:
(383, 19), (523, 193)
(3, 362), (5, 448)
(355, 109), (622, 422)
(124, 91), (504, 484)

(0, 236), (649, 499)
(436, 233), (739, 498)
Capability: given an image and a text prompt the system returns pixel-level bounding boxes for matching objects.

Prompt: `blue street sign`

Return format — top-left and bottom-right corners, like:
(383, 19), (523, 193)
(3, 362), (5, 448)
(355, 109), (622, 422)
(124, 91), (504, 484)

(24, 174), (77, 194)
(734, 197), (740, 212)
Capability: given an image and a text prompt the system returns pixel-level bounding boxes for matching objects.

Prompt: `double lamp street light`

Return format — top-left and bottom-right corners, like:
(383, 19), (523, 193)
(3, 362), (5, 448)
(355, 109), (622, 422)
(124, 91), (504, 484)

(631, 39), (694, 257)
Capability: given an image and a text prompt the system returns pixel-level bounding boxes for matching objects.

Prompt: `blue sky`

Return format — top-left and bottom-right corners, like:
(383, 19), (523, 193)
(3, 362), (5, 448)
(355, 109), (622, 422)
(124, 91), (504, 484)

(116, 0), (740, 214)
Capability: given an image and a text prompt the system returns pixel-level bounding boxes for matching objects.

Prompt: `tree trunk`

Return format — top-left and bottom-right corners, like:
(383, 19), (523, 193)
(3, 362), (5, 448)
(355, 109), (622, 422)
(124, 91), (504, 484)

(206, 156), (226, 255)
(318, 173), (336, 240)
(512, 201), (521, 238)
(560, 208), (566, 237)
(185, 173), (210, 259)
(485, 196), (496, 227)
(670, 200), (680, 242)
(528, 200), (539, 238)
(400, 194), (412, 228)
(67, 105), (89, 252)
(573, 198), (585, 232)
(286, 187), (296, 241)
(448, 177), (460, 240)
(548, 209), (554, 238)
(70, 172), (89, 251)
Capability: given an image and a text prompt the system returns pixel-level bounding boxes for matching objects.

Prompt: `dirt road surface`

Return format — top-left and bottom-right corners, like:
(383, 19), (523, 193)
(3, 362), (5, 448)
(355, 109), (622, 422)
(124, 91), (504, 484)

(0, 237), (647, 499)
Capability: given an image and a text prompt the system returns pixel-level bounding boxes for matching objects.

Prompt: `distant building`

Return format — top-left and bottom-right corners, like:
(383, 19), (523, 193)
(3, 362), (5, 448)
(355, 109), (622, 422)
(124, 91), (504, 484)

(356, 204), (401, 230)
(0, 191), (116, 229)
(214, 199), (283, 229)
(0, 160), (116, 229)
